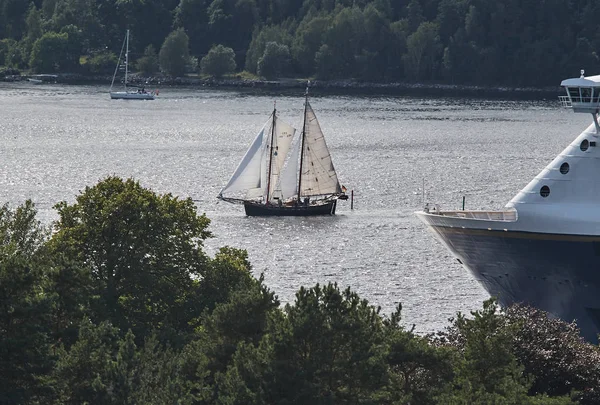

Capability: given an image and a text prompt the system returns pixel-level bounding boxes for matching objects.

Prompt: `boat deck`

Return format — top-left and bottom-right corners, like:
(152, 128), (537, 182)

(424, 206), (517, 222)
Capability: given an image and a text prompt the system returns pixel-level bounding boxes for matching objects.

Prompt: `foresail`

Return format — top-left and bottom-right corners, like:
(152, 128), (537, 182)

(268, 117), (296, 201)
(219, 119), (269, 199)
(299, 102), (341, 197)
(276, 132), (301, 200)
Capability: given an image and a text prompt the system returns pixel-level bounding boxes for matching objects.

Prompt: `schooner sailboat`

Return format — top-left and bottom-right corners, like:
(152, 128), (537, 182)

(218, 88), (347, 216)
(110, 30), (156, 100)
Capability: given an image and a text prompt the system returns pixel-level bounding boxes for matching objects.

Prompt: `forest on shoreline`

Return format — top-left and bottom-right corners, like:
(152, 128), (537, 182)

(1, 0), (599, 87)
(2, 176), (600, 404)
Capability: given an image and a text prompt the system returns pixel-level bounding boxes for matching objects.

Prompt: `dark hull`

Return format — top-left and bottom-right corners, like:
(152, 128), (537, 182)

(427, 225), (600, 343)
(244, 200), (337, 216)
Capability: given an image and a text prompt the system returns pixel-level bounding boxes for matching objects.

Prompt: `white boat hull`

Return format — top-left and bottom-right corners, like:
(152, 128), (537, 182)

(110, 91), (155, 100)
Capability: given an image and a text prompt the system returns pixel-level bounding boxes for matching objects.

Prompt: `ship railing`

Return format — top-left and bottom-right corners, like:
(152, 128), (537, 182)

(559, 95), (600, 109)
(441, 210), (517, 222)
(558, 96), (571, 108)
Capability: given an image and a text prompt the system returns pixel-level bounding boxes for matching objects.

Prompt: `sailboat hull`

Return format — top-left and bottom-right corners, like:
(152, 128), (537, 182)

(110, 91), (155, 100)
(243, 200), (337, 216)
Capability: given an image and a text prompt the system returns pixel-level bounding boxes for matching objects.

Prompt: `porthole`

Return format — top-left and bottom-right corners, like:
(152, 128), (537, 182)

(560, 162), (570, 174)
(540, 185), (550, 197)
(581, 139), (589, 151)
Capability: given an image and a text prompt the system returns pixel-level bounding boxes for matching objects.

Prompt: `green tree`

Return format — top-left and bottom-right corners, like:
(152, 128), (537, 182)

(437, 299), (573, 404)
(200, 44), (236, 78)
(291, 14), (330, 75)
(29, 31), (68, 72)
(384, 305), (456, 404)
(60, 24), (83, 71)
(257, 41), (289, 79)
(505, 304), (600, 405)
(173, 0), (210, 56)
(25, 3), (43, 45)
(403, 21), (441, 81)
(245, 25), (292, 73)
(48, 176), (211, 343)
(135, 44), (159, 76)
(0, 201), (53, 404)
(159, 28), (190, 77)
(220, 283), (389, 404)
(86, 50), (116, 74)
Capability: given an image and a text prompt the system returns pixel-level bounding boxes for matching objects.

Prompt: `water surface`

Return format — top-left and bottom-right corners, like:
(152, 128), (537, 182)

(0, 82), (587, 334)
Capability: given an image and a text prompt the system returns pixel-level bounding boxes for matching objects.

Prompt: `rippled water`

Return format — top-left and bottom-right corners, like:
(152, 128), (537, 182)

(0, 81), (588, 334)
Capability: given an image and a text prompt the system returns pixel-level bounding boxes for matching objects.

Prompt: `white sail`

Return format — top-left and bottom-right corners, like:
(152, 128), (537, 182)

(299, 102), (341, 197)
(277, 134), (302, 200)
(219, 118), (269, 199)
(268, 119), (296, 201)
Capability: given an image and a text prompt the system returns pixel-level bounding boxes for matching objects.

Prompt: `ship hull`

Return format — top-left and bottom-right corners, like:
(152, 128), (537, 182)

(417, 213), (600, 343)
(244, 200), (337, 216)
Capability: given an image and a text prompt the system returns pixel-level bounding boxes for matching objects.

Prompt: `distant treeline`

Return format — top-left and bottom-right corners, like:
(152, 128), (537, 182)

(2, 176), (600, 404)
(0, 0), (598, 85)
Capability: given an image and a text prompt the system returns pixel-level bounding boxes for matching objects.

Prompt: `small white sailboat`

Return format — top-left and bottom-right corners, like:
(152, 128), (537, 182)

(218, 87), (347, 216)
(110, 30), (156, 100)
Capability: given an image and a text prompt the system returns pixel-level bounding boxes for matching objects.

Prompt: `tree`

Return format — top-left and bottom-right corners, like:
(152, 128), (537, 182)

(173, 0), (210, 56)
(60, 24), (83, 71)
(245, 25), (292, 73)
(47, 176), (212, 343)
(0, 201), (54, 404)
(135, 44), (159, 76)
(200, 44), (236, 78)
(220, 283), (389, 404)
(436, 299), (574, 404)
(504, 304), (600, 405)
(257, 41), (289, 79)
(403, 21), (441, 81)
(292, 15), (330, 76)
(25, 4), (43, 45)
(29, 31), (68, 72)
(159, 28), (190, 77)
(86, 50), (116, 74)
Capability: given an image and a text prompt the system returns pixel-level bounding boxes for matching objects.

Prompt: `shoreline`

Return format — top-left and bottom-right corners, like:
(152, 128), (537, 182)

(2, 72), (562, 99)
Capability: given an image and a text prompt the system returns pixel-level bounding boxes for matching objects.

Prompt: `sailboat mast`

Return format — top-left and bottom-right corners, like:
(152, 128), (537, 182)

(297, 84), (309, 203)
(265, 102), (277, 204)
(124, 29), (129, 89)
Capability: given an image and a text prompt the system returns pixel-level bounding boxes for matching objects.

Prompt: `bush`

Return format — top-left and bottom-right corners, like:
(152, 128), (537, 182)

(135, 45), (159, 76)
(200, 44), (236, 78)
(86, 51), (117, 74)
(159, 28), (190, 78)
(257, 41), (289, 80)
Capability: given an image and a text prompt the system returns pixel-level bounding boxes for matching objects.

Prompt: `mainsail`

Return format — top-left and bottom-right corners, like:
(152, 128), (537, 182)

(267, 118), (296, 201)
(299, 101), (342, 197)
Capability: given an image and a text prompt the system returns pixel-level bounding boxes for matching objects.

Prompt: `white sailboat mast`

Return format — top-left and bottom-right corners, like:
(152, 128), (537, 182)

(265, 102), (276, 204)
(297, 87), (309, 202)
(124, 29), (129, 89)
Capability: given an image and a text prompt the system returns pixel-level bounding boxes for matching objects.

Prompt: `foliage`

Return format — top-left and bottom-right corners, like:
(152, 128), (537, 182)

(52, 321), (192, 404)
(29, 31), (68, 72)
(48, 176), (212, 344)
(245, 25), (292, 74)
(159, 28), (191, 77)
(135, 44), (159, 76)
(219, 283), (390, 404)
(504, 304), (600, 405)
(1, 178), (599, 404)
(436, 299), (575, 404)
(0, 201), (53, 404)
(86, 50), (117, 74)
(257, 41), (289, 79)
(200, 44), (237, 78)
